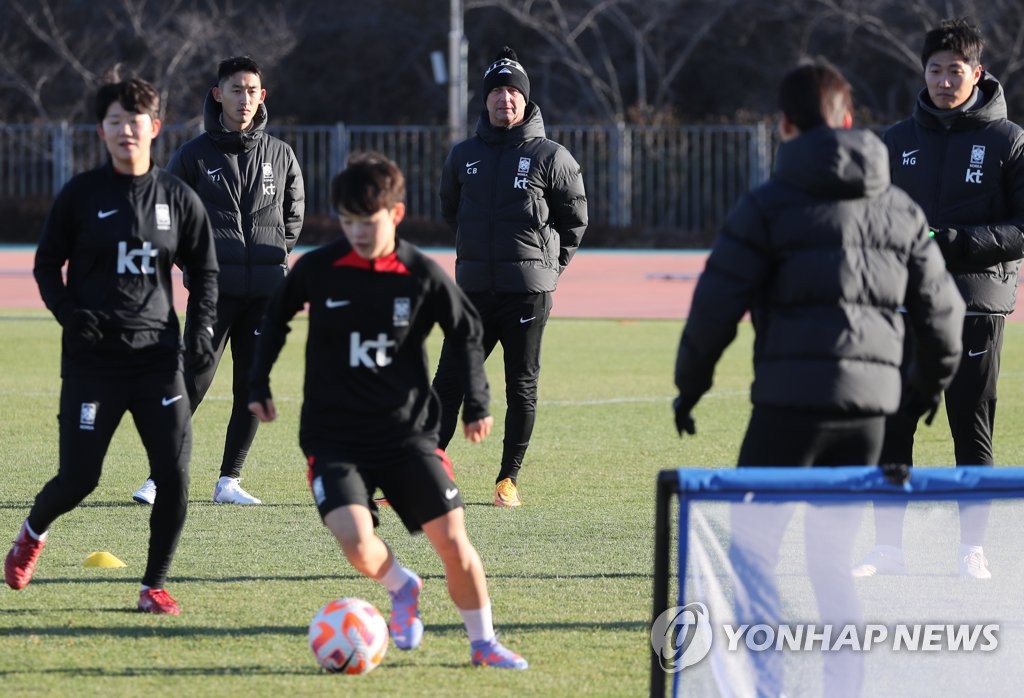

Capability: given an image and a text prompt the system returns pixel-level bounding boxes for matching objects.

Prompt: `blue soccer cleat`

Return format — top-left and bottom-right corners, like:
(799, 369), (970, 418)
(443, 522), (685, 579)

(471, 637), (529, 669)
(389, 573), (424, 650)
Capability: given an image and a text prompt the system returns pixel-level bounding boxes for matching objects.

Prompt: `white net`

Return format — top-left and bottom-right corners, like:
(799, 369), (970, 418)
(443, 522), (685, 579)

(656, 466), (1024, 697)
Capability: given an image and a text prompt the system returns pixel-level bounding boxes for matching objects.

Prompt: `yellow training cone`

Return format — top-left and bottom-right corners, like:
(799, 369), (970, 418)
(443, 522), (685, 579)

(83, 551), (126, 568)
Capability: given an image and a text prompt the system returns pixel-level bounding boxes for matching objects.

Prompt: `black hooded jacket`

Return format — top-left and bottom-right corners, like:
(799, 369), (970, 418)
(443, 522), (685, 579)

(675, 127), (964, 416)
(168, 90), (304, 299)
(883, 72), (1024, 314)
(439, 103), (588, 294)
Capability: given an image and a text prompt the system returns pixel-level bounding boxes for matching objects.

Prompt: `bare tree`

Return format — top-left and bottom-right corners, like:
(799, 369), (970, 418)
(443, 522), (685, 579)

(465, 0), (740, 124)
(783, 0), (1024, 122)
(0, 0), (301, 123)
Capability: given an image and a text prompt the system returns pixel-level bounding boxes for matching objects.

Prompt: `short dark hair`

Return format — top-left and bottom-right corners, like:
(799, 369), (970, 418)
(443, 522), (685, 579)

(777, 59), (853, 132)
(94, 78), (160, 123)
(217, 56), (262, 84)
(331, 151), (406, 215)
(921, 17), (984, 67)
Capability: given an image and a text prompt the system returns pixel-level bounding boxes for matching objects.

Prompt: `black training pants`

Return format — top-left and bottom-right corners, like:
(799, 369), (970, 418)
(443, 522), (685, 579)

(731, 405), (882, 698)
(737, 405), (885, 467)
(433, 291), (551, 483)
(881, 314), (1002, 466)
(183, 294), (267, 479)
(28, 362), (192, 588)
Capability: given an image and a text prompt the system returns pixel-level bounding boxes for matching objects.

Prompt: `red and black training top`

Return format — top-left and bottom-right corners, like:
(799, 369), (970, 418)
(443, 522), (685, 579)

(250, 237), (489, 450)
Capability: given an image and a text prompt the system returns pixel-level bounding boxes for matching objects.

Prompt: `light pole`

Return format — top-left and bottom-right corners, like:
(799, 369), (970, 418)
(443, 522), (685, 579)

(448, 0), (468, 145)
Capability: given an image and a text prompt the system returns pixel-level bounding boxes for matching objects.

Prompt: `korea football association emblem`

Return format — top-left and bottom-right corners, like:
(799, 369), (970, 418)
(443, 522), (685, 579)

(966, 145), (985, 185)
(393, 298), (411, 327)
(513, 157), (531, 190)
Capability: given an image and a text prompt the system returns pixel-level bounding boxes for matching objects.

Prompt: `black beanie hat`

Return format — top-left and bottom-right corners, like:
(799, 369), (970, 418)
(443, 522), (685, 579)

(482, 47), (530, 103)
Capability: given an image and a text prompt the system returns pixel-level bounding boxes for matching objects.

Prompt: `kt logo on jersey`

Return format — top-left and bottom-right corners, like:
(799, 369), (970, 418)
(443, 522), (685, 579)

(350, 332), (395, 368)
(117, 241), (158, 274)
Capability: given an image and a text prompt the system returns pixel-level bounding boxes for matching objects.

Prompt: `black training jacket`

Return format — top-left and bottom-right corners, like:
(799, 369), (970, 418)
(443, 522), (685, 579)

(883, 73), (1024, 314)
(439, 103), (588, 293)
(168, 90), (304, 299)
(250, 239), (489, 450)
(34, 161), (219, 374)
(675, 127), (964, 416)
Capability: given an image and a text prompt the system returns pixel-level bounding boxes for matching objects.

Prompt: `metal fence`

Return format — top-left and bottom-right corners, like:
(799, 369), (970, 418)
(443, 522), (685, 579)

(0, 122), (773, 233)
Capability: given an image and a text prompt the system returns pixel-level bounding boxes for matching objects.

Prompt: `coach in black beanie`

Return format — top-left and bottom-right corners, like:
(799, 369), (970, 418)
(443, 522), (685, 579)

(435, 42), (587, 511)
(482, 46), (531, 103)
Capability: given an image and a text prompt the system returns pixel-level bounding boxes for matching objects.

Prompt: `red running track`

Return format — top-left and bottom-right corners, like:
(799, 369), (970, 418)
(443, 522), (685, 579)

(4, 246), (1023, 322)
(0, 247), (707, 320)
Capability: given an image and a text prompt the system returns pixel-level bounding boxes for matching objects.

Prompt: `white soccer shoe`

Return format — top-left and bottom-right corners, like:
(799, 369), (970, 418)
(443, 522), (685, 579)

(851, 545), (905, 577)
(212, 477), (262, 505)
(132, 479), (157, 505)
(958, 549), (992, 579)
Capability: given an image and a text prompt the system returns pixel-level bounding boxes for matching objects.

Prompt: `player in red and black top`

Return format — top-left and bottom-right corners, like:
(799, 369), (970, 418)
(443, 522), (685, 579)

(4, 78), (219, 615)
(248, 152), (527, 669)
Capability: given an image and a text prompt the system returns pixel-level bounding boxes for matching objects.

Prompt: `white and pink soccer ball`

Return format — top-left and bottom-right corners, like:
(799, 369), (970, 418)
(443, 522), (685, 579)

(308, 597), (389, 674)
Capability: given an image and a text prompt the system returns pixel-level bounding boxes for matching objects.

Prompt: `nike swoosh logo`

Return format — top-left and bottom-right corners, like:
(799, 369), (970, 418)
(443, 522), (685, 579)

(206, 167), (222, 176)
(445, 488), (459, 500)
(161, 395), (184, 406)
(97, 209), (118, 219)
(253, 329), (261, 336)
(325, 298), (350, 309)
(519, 316), (536, 324)
(901, 149), (919, 158)
(466, 160), (480, 168)
(968, 349), (988, 357)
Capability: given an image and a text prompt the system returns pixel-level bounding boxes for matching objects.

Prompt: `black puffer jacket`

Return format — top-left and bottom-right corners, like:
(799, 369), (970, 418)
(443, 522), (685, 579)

(883, 73), (1024, 314)
(675, 127), (964, 415)
(168, 90), (304, 298)
(439, 103), (588, 293)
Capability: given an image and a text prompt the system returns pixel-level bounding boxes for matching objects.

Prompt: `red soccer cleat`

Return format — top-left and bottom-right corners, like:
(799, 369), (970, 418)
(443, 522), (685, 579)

(137, 588), (181, 615)
(5, 521), (46, 590)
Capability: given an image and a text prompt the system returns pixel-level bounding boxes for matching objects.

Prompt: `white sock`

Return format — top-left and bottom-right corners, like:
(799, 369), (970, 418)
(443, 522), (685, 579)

(24, 520), (47, 542)
(459, 602), (495, 644)
(960, 544), (984, 557)
(378, 561), (415, 593)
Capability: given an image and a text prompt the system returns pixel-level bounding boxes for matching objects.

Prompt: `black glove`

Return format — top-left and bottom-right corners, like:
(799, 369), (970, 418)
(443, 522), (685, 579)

(880, 462), (911, 486)
(901, 384), (941, 426)
(673, 395), (697, 436)
(930, 227), (963, 260)
(185, 326), (216, 373)
(62, 308), (104, 352)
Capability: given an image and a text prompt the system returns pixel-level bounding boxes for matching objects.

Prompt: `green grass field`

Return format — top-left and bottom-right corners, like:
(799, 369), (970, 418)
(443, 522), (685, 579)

(2, 312), (1024, 697)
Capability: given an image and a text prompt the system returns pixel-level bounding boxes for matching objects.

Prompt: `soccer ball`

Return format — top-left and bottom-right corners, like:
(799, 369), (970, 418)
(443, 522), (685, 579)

(308, 597), (389, 674)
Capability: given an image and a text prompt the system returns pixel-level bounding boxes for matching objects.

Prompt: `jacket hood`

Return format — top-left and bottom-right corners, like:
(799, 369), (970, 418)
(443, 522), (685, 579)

(475, 101), (547, 145)
(201, 88), (268, 153)
(913, 71), (1008, 131)
(773, 126), (890, 199)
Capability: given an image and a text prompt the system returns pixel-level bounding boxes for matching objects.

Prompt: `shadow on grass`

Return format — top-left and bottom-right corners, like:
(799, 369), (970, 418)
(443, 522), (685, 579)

(20, 570), (652, 586)
(0, 665), (320, 678)
(0, 501), (310, 510)
(0, 618), (646, 640)
(0, 623), (307, 639)
(0, 652), (490, 676)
